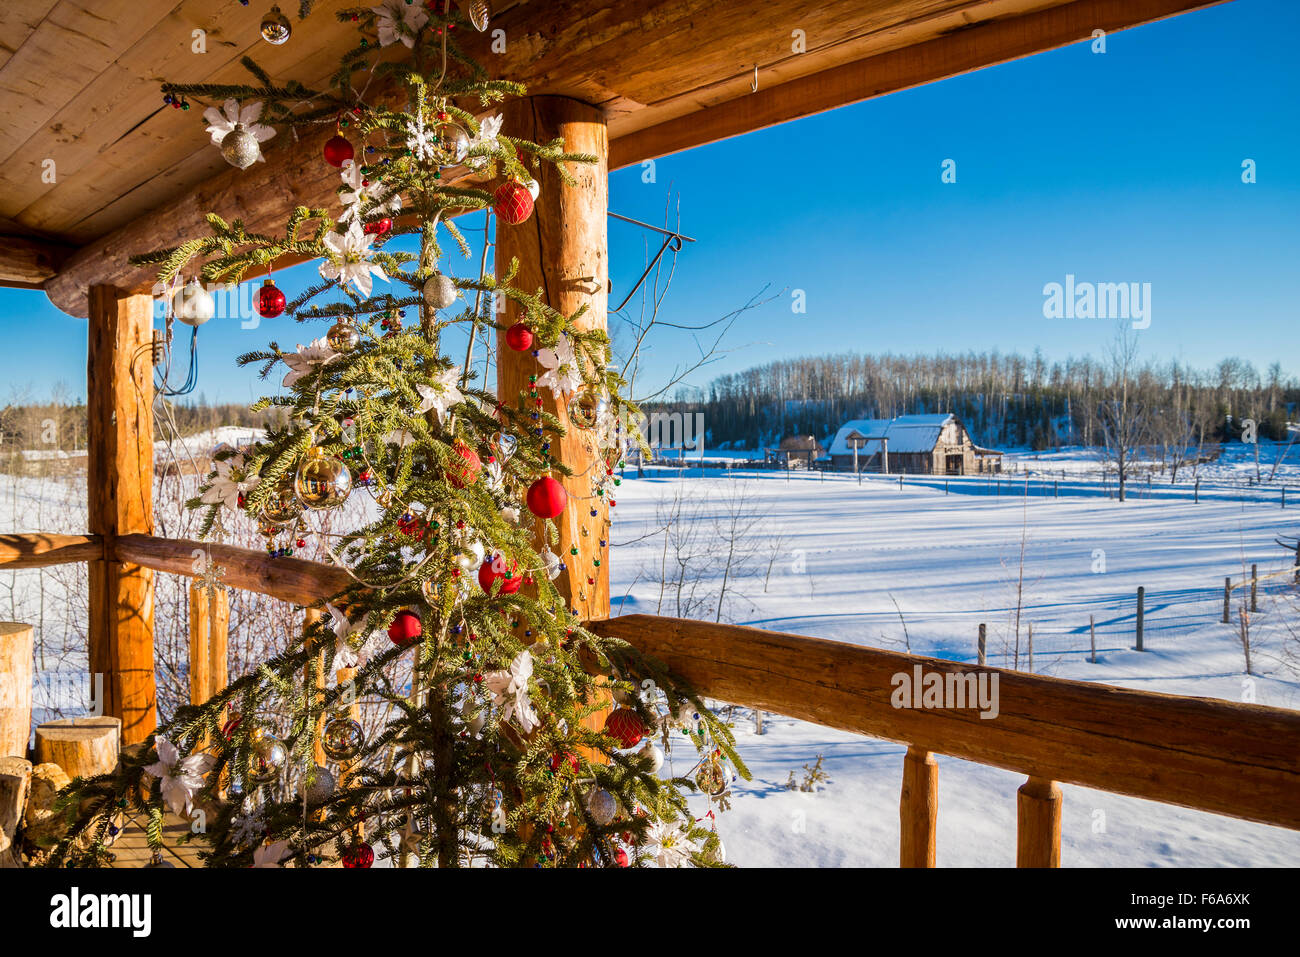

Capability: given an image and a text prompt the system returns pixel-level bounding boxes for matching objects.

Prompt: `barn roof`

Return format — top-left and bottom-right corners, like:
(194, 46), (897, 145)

(828, 414), (955, 457)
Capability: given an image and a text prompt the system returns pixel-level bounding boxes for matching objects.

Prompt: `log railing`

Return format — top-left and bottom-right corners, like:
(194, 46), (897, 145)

(5, 530), (1299, 867)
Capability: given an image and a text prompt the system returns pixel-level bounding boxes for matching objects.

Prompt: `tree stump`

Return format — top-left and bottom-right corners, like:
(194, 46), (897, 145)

(34, 716), (121, 779)
(0, 756), (32, 867)
(23, 762), (71, 853)
(0, 622), (34, 758)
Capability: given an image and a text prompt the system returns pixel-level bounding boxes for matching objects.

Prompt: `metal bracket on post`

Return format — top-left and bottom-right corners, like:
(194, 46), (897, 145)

(608, 211), (696, 312)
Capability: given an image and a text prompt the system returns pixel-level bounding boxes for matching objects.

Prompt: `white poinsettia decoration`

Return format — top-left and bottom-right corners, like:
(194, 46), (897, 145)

(251, 839), (292, 868)
(483, 649), (540, 734)
(144, 736), (217, 816)
(415, 366), (464, 421)
(319, 221), (388, 296)
(644, 817), (695, 868)
(281, 337), (339, 388)
(338, 159), (404, 223)
(536, 335), (583, 397)
(382, 427), (416, 448)
(371, 0), (428, 48)
(467, 113), (503, 169)
(200, 457), (260, 512)
(204, 99), (276, 158)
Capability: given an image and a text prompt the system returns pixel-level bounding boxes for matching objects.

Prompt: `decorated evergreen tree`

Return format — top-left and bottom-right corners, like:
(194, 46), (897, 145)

(52, 1), (744, 869)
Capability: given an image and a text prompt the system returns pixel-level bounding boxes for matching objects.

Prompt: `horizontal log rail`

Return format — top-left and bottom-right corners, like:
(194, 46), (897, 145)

(0, 533), (103, 568)
(590, 615), (1300, 833)
(8, 530), (1300, 863)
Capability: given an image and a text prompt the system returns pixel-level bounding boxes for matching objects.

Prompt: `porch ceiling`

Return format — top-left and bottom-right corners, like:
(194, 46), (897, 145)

(0, 0), (1226, 313)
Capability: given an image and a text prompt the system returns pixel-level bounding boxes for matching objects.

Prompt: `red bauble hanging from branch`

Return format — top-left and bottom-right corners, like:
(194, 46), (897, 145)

(323, 134), (354, 167)
(604, 707), (647, 749)
(255, 278), (286, 318)
(447, 442), (482, 489)
(478, 556), (523, 595)
(363, 217), (392, 236)
(505, 322), (533, 352)
(526, 476), (567, 519)
(493, 181), (534, 225)
(388, 609), (422, 646)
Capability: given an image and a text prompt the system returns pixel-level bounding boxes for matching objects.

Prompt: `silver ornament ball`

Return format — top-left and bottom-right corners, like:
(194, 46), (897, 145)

(260, 5), (292, 45)
(422, 272), (458, 310)
(585, 788), (618, 826)
(297, 764), (336, 804)
(173, 278), (215, 326)
(220, 125), (261, 170)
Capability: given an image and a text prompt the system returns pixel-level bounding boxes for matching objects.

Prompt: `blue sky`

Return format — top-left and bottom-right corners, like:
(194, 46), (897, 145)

(3, 0), (1296, 405)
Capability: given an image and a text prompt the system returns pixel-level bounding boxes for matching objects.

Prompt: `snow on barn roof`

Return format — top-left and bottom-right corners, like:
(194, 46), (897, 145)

(828, 414), (955, 457)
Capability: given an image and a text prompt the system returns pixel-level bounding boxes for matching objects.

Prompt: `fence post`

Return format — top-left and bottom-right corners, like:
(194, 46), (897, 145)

(1016, 776), (1062, 868)
(1223, 577), (1231, 624)
(977, 623), (986, 666)
(1251, 564), (1258, 613)
(1195, 477), (1200, 503)
(899, 747), (938, 868)
(1027, 622), (1034, 672)
(1089, 614), (1096, 664)
(1135, 586), (1144, 652)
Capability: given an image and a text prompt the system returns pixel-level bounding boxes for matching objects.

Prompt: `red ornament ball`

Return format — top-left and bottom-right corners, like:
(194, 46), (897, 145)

(526, 476), (567, 519)
(505, 322), (534, 352)
(388, 609), (423, 646)
(341, 840), (374, 868)
(493, 181), (534, 225)
(255, 279), (286, 319)
(323, 135), (354, 168)
(613, 847), (629, 867)
(363, 217), (392, 236)
(548, 751), (579, 774)
(478, 556), (522, 595)
(447, 442), (481, 489)
(604, 707), (646, 749)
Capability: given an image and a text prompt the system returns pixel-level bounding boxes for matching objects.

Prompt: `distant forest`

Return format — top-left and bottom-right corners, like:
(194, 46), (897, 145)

(643, 350), (1298, 451)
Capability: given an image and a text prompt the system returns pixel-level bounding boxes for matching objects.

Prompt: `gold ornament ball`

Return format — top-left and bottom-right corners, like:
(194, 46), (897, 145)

(326, 316), (361, 353)
(321, 715), (364, 762)
(259, 481), (300, 525)
(433, 121), (470, 166)
(570, 389), (609, 431)
(695, 759), (729, 797)
(220, 125), (261, 170)
(295, 447), (352, 510)
(422, 272), (458, 310)
(260, 5), (291, 44)
(247, 730), (288, 785)
(463, 0), (491, 32)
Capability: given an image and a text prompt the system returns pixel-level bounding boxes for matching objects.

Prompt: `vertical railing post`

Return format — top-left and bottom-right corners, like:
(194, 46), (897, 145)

(1016, 776), (1062, 867)
(87, 285), (155, 745)
(899, 746), (937, 867)
(188, 582), (210, 707)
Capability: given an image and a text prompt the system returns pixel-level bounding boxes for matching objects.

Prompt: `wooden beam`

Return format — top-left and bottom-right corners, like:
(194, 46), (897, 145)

(87, 286), (156, 746)
(114, 533), (351, 606)
(610, 0), (1226, 167)
(0, 533), (103, 568)
(589, 614), (1300, 831)
(39, 0), (1224, 318)
(0, 234), (74, 286)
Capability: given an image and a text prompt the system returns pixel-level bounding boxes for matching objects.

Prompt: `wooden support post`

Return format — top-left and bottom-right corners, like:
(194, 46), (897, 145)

(899, 746), (937, 867)
(495, 96), (610, 744)
(187, 582), (210, 707)
(1223, 577), (1231, 624)
(1135, 586), (1144, 652)
(304, 609), (326, 767)
(977, 622), (986, 666)
(1250, 564), (1258, 613)
(34, 716), (121, 778)
(1016, 775), (1062, 868)
(0, 623), (33, 758)
(87, 286), (155, 745)
(209, 586), (228, 700)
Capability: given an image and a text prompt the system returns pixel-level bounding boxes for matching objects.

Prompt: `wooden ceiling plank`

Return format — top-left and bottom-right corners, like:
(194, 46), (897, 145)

(0, 0), (62, 74)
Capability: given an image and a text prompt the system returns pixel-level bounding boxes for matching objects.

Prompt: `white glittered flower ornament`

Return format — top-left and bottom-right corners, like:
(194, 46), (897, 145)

(371, 0), (428, 48)
(644, 817), (695, 868)
(467, 113), (503, 169)
(200, 457), (260, 512)
(203, 99), (276, 157)
(319, 221), (388, 297)
(144, 736), (217, 816)
(281, 337), (339, 388)
(414, 366), (464, 421)
(251, 839), (292, 868)
(483, 649), (540, 734)
(536, 335), (583, 398)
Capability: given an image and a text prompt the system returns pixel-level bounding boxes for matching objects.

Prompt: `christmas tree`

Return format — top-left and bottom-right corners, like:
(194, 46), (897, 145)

(52, 1), (744, 869)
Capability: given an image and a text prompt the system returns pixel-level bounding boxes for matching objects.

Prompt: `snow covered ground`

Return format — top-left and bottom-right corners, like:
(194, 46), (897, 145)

(608, 462), (1300, 867)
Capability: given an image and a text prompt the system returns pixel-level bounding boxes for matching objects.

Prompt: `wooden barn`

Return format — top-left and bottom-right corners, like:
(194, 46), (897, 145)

(766, 434), (825, 469)
(828, 414), (1002, 475)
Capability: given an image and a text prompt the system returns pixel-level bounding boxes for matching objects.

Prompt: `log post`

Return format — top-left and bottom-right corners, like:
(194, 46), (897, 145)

(899, 746), (937, 867)
(495, 96), (610, 739)
(0, 756), (32, 868)
(0, 623), (33, 758)
(304, 608), (326, 767)
(34, 716), (121, 779)
(87, 286), (156, 745)
(1016, 775), (1062, 867)
(187, 582), (210, 707)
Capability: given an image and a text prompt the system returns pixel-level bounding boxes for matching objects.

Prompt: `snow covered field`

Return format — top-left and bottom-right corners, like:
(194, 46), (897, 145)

(4, 437), (1299, 866)
(608, 464), (1300, 867)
